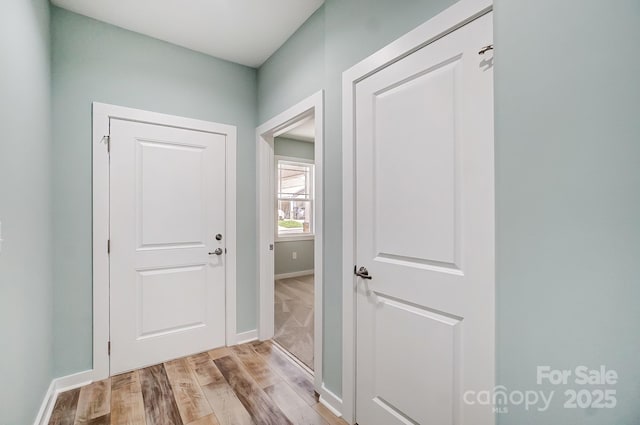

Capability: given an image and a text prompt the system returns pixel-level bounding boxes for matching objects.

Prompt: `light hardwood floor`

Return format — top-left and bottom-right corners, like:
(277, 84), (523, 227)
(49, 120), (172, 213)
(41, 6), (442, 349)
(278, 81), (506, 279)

(48, 341), (346, 425)
(274, 275), (314, 369)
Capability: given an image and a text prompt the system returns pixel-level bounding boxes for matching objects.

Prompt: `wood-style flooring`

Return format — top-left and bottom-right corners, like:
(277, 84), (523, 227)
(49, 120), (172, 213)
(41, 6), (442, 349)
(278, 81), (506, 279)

(274, 275), (314, 369)
(48, 341), (346, 425)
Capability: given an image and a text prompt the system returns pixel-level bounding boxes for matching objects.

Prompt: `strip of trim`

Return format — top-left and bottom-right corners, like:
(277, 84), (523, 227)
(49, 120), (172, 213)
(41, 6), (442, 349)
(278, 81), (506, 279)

(319, 384), (344, 418)
(274, 269), (314, 280)
(256, 90), (325, 394)
(235, 329), (258, 345)
(33, 370), (94, 425)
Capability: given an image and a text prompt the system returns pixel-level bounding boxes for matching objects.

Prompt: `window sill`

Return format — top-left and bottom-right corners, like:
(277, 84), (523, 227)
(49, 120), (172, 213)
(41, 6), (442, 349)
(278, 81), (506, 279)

(275, 234), (315, 242)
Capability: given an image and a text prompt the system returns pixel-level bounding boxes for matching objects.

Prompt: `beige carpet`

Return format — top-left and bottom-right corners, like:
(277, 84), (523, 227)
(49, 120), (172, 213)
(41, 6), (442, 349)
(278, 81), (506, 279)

(274, 274), (314, 369)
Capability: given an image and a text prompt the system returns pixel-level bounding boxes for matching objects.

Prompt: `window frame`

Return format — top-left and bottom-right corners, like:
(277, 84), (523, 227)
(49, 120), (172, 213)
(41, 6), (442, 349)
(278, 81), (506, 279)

(275, 155), (315, 241)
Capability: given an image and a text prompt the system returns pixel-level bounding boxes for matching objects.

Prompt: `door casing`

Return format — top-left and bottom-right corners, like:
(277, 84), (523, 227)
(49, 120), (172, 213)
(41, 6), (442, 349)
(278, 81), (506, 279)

(256, 91), (324, 395)
(92, 102), (237, 381)
(341, 0), (494, 422)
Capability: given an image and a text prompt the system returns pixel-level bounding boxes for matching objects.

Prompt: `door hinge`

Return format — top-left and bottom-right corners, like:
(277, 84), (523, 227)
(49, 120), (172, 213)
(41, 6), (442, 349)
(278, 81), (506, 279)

(108, 341), (111, 356)
(101, 135), (111, 153)
(107, 239), (111, 254)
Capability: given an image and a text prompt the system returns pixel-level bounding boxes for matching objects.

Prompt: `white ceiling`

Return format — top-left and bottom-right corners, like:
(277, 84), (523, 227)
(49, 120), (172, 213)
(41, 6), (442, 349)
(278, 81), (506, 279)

(281, 117), (315, 143)
(51, 0), (324, 68)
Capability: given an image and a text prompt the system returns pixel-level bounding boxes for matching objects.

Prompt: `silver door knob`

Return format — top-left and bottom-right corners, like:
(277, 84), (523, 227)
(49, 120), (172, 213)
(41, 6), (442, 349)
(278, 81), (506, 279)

(209, 248), (223, 256)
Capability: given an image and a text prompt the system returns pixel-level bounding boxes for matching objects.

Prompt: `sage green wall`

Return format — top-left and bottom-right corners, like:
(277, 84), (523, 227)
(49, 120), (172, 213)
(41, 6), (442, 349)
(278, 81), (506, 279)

(0, 0), (54, 423)
(274, 137), (315, 276)
(258, 0), (456, 396)
(494, 1), (640, 423)
(260, 0), (640, 420)
(275, 241), (315, 276)
(51, 7), (258, 376)
(274, 137), (315, 160)
(258, 8), (325, 123)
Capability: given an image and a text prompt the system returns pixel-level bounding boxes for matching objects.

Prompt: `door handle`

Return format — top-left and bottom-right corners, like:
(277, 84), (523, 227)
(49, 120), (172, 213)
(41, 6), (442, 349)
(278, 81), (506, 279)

(355, 266), (372, 280)
(209, 248), (223, 256)
(478, 44), (494, 55)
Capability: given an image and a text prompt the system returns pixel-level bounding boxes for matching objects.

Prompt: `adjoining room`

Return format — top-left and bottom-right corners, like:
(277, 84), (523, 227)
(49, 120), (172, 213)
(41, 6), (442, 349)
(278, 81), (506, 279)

(273, 117), (317, 370)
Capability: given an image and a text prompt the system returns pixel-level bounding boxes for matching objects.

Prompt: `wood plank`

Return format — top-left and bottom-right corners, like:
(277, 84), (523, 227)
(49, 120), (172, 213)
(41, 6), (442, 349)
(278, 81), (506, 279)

(231, 344), (281, 388)
(111, 371), (139, 390)
(208, 347), (232, 361)
(187, 413), (221, 425)
(165, 358), (213, 423)
(74, 379), (111, 424)
(313, 403), (350, 425)
(86, 414), (110, 425)
(213, 355), (292, 425)
(111, 371), (146, 425)
(252, 341), (317, 405)
(201, 383), (254, 425)
(195, 356), (253, 425)
(49, 388), (81, 425)
(139, 364), (184, 425)
(187, 353), (222, 387)
(263, 381), (328, 425)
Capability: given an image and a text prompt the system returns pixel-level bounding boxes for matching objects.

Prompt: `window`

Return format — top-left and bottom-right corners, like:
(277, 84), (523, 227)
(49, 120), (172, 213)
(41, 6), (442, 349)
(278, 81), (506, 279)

(276, 157), (314, 238)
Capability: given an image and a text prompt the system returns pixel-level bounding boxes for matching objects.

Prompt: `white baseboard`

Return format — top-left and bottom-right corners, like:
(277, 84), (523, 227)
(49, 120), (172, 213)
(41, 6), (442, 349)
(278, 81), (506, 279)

(33, 370), (93, 425)
(274, 269), (314, 280)
(55, 370), (94, 392)
(235, 329), (258, 345)
(319, 383), (343, 418)
(33, 380), (56, 425)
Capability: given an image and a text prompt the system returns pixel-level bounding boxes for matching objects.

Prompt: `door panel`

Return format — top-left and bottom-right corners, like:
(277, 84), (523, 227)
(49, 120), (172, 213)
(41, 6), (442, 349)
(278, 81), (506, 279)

(374, 60), (457, 265)
(138, 140), (206, 247)
(110, 119), (226, 374)
(137, 265), (207, 338)
(372, 295), (460, 425)
(355, 12), (494, 425)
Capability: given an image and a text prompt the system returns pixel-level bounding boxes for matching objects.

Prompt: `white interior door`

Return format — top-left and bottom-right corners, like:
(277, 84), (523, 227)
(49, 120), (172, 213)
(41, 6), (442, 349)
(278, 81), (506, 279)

(354, 12), (494, 425)
(109, 119), (227, 374)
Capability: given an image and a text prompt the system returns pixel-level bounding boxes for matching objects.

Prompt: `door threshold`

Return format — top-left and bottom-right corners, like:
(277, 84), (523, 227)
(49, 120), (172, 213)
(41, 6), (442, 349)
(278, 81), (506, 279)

(271, 339), (314, 378)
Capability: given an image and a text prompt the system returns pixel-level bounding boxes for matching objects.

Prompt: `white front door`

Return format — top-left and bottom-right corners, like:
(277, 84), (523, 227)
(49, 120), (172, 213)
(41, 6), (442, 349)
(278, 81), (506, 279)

(109, 119), (227, 374)
(354, 12), (494, 425)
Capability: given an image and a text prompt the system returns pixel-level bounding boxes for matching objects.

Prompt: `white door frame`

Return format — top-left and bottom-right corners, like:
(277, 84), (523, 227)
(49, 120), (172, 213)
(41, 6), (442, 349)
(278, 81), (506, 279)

(256, 91), (324, 392)
(341, 0), (493, 422)
(92, 102), (237, 381)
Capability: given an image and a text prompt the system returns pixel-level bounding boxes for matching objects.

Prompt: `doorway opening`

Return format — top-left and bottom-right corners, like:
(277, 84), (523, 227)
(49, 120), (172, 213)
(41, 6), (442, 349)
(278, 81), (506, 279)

(274, 120), (316, 370)
(257, 91), (323, 392)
